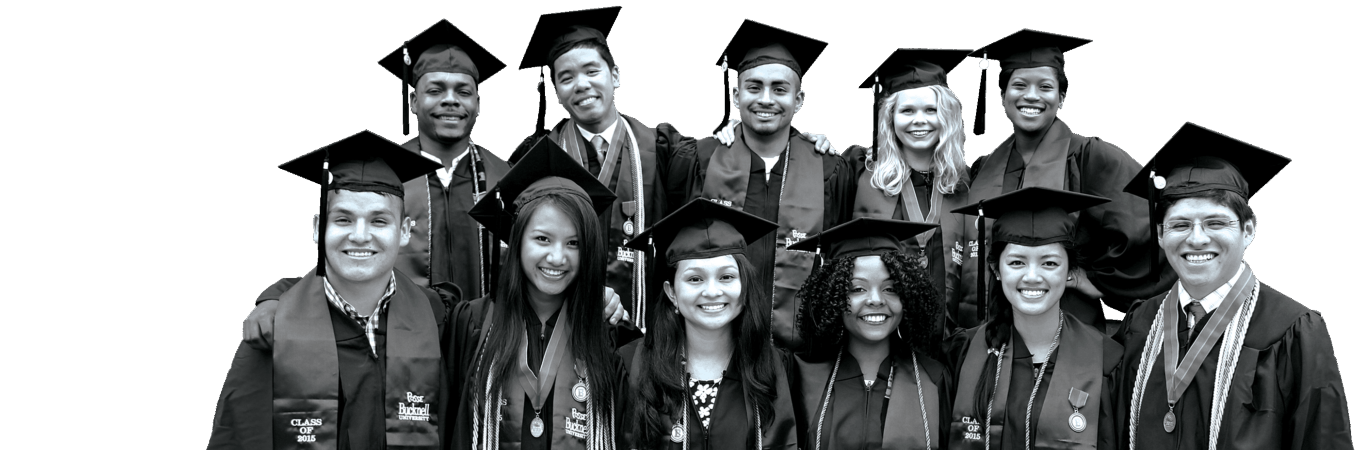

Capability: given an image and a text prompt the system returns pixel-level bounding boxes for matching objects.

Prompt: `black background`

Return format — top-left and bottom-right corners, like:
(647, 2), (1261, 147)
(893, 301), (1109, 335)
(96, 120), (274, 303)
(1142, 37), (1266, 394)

(196, 3), (1352, 437)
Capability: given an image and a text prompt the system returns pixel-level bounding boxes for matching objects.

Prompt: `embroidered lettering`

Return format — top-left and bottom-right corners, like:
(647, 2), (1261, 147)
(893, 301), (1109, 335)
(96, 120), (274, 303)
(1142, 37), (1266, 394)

(398, 391), (431, 421)
(961, 416), (982, 441)
(707, 198), (733, 207)
(952, 242), (965, 265)
(968, 240), (978, 258)
(564, 407), (590, 439)
(785, 229), (808, 246)
(617, 247), (636, 263)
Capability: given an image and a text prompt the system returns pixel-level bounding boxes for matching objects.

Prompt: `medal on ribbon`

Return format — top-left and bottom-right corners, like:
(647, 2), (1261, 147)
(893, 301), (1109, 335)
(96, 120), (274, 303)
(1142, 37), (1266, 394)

(621, 200), (637, 237)
(530, 414), (545, 438)
(1068, 388), (1089, 433)
(1163, 408), (1176, 433)
(572, 379), (589, 403)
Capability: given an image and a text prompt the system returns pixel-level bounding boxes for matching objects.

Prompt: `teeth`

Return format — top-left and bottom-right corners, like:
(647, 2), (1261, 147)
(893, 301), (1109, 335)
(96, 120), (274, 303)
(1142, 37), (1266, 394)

(1185, 253), (1216, 263)
(577, 98), (597, 106)
(541, 268), (565, 277)
(756, 112), (775, 118)
(1020, 289), (1046, 298)
(700, 304), (726, 312)
(1020, 107), (1042, 115)
(346, 251), (374, 257)
(861, 314), (887, 324)
(910, 131), (929, 137)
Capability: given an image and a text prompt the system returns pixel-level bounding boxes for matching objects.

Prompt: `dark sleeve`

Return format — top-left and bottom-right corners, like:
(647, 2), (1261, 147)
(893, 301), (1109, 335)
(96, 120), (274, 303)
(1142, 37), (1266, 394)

(612, 353), (634, 450)
(1282, 312), (1353, 450)
(254, 277), (301, 304)
(1074, 139), (1175, 311)
(1112, 298), (1151, 346)
(1097, 338), (1124, 450)
(655, 122), (700, 217)
(446, 299), (487, 450)
(824, 154), (857, 229)
(840, 144), (870, 176)
(968, 154), (990, 181)
(508, 129), (553, 166)
(208, 342), (274, 450)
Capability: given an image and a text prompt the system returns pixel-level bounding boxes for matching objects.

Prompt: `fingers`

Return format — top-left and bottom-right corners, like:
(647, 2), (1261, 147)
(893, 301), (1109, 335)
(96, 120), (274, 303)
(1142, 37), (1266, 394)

(603, 287), (623, 325)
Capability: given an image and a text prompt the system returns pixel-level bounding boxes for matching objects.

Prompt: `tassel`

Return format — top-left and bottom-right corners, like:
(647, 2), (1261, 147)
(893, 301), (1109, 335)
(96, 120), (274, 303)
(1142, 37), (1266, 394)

(317, 155), (330, 277)
(975, 202), (986, 323)
(1148, 168), (1161, 276)
(974, 53), (987, 136)
(871, 76), (881, 151)
(712, 55), (731, 135)
(536, 66), (547, 133)
(403, 42), (411, 136)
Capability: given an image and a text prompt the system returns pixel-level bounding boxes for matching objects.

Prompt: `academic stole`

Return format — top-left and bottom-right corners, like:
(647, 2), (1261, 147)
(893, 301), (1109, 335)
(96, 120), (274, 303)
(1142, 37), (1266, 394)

(409, 141), (499, 297)
(558, 119), (648, 332)
(949, 316), (1102, 450)
(801, 350), (940, 450)
(700, 128), (823, 348)
(852, 167), (941, 268)
(272, 271), (441, 449)
(1127, 267), (1259, 450)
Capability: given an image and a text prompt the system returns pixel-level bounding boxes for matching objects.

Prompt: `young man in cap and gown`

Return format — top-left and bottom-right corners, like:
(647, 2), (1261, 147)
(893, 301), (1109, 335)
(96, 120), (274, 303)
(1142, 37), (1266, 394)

(964, 29), (1174, 330)
(666, 19), (856, 350)
(208, 131), (449, 449)
(1114, 123), (1352, 450)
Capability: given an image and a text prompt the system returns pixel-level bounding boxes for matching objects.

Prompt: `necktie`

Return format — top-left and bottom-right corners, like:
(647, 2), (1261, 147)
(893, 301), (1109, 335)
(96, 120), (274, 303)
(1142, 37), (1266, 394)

(590, 135), (608, 165)
(1185, 299), (1208, 329)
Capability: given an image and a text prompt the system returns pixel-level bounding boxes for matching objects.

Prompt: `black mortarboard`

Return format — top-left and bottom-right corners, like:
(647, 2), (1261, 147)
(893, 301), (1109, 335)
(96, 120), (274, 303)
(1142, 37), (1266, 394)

(968, 29), (1091, 135)
(951, 187), (1108, 319)
(787, 218), (939, 260)
(519, 6), (623, 133)
(720, 19), (826, 77)
(1125, 122), (1290, 202)
(468, 137), (616, 244)
(860, 49), (971, 95)
(379, 20), (506, 136)
(624, 199), (778, 266)
(279, 130), (443, 277)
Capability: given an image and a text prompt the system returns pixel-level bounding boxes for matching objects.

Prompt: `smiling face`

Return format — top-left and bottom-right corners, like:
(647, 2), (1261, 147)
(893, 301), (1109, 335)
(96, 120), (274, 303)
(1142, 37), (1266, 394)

(316, 190), (411, 284)
(519, 203), (581, 302)
(552, 47), (620, 132)
(664, 255), (744, 333)
(734, 64), (804, 137)
(996, 242), (1069, 317)
(1002, 66), (1063, 134)
(1159, 197), (1255, 297)
(840, 255), (903, 346)
(892, 87), (942, 154)
(412, 72), (479, 143)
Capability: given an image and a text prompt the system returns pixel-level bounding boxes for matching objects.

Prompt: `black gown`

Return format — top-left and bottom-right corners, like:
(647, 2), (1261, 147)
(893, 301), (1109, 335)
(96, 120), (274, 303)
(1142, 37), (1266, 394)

(1113, 282), (1352, 450)
(446, 297), (630, 450)
(208, 274), (449, 450)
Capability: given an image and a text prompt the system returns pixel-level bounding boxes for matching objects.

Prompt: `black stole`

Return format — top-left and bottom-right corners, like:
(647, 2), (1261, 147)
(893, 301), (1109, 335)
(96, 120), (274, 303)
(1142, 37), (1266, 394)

(700, 127), (824, 349)
(272, 271), (441, 449)
(950, 313), (1103, 449)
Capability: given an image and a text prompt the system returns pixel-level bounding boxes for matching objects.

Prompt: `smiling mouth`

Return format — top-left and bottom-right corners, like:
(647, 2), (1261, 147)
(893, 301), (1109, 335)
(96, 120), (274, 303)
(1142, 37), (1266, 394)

(575, 97), (599, 107)
(908, 130), (932, 138)
(1019, 106), (1044, 116)
(343, 250), (375, 257)
(1020, 289), (1047, 299)
(859, 313), (889, 325)
(700, 304), (728, 313)
(539, 267), (567, 279)
(1184, 253), (1217, 264)
(754, 111), (778, 119)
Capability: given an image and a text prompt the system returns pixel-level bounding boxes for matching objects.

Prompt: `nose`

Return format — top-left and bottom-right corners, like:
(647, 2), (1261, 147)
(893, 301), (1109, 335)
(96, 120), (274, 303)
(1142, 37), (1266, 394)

(545, 242), (567, 265)
(758, 87), (774, 105)
(439, 90), (460, 106)
(1021, 86), (1040, 101)
(865, 288), (885, 306)
(1186, 222), (1212, 246)
(701, 278), (722, 298)
(1020, 265), (1042, 284)
(348, 219), (372, 244)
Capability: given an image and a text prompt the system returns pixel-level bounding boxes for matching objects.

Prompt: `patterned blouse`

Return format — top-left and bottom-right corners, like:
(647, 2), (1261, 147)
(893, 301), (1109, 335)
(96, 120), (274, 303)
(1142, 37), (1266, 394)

(689, 376), (723, 430)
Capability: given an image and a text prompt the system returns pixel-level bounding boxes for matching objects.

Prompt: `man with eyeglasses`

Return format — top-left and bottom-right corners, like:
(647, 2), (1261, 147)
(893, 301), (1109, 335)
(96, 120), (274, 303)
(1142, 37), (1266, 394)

(1113, 123), (1351, 450)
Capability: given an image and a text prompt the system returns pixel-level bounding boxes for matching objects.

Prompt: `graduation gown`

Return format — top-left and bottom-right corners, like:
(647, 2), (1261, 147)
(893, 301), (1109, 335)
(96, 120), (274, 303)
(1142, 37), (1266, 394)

(398, 138), (510, 301)
(208, 272), (450, 450)
(842, 144), (978, 332)
(1113, 282), (1353, 450)
(617, 340), (798, 450)
(665, 128), (856, 349)
(511, 114), (676, 343)
(945, 312), (1123, 450)
(789, 343), (953, 450)
(967, 119), (1175, 327)
(447, 297), (630, 450)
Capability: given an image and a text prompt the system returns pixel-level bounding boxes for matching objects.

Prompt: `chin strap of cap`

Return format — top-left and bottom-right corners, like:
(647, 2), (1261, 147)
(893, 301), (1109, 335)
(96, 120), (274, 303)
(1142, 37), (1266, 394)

(974, 53), (987, 136)
(713, 55), (731, 135)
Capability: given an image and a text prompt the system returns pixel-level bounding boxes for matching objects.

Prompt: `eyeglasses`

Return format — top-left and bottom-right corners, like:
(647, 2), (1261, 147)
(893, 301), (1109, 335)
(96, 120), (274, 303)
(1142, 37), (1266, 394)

(1159, 219), (1240, 236)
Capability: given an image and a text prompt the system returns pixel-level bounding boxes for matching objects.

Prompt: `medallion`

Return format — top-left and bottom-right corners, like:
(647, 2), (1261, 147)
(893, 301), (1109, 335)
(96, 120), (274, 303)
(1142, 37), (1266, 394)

(1163, 410), (1176, 433)
(670, 422), (685, 443)
(531, 415), (545, 438)
(572, 380), (589, 403)
(1069, 411), (1087, 433)
(623, 219), (635, 236)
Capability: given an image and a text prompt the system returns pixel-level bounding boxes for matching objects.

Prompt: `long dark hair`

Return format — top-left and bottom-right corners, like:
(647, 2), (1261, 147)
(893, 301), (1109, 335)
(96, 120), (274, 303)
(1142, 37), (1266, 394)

(969, 240), (1083, 418)
(632, 253), (775, 448)
(471, 190), (614, 417)
(797, 251), (942, 360)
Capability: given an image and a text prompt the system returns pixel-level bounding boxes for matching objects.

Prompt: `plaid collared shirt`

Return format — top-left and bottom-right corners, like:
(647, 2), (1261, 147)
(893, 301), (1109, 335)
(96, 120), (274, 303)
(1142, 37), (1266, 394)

(321, 272), (397, 358)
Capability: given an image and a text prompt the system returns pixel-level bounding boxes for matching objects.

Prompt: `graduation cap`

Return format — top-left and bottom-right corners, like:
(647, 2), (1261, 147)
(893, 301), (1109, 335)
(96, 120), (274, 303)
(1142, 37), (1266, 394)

(519, 6), (623, 133)
(950, 187), (1109, 320)
(858, 49), (971, 149)
(379, 20), (507, 136)
(711, 19), (828, 133)
(1125, 122), (1290, 204)
(279, 130), (444, 277)
(624, 199), (778, 266)
(468, 137), (616, 243)
(968, 29), (1091, 135)
(787, 218), (939, 260)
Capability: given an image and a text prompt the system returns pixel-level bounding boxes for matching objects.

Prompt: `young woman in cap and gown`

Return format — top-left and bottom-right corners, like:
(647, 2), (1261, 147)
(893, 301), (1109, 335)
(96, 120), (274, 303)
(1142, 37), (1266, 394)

(1114, 123), (1351, 450)
(209, 131), (448, 449)
(786, 218), (953, 450)
(619, 199), (798, 449)
(839, 49), (980, 332)
(945, 187), (1125, 450)
(447, 139), (630, 450)
(964, 29), (1174, 329)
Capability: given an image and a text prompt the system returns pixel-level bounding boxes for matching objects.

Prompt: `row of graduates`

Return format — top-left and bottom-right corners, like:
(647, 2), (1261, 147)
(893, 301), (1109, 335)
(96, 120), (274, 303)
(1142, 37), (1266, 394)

(208, 5), (1352, 450)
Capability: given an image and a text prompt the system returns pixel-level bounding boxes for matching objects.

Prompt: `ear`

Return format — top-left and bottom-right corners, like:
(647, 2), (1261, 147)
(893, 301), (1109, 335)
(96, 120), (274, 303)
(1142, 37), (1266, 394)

(795, 90), (805, 113)
(1058, 92), (1066, 109)
(663, 280), (677, 304)
(1241, 218), (1256, 249)
(731, 86), (741, 110)
(399, 216), (413, 247)
(313, 214), (321, 244)
(610, 65), (621, 89)
(409, 91), (418, 115)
